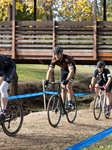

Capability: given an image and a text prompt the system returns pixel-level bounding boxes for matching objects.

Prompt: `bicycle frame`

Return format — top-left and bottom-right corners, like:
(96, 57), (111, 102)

(48, 81), (67, 114)
(92, 86), (106, 110)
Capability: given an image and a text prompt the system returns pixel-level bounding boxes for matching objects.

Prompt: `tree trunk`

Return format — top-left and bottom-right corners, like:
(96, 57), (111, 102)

(8, 72), (18, 96)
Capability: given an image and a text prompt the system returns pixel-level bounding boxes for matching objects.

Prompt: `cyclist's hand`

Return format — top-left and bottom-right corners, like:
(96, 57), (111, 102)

(89, 84), (93, 88)
(44, 80), (49, 86)
(63, 80), (69, 85)
(104, 85), (108, 90)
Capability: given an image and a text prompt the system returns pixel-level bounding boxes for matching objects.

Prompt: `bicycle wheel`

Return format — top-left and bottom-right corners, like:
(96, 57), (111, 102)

(93, 95), (102, 120)
(66, 94), (77, 123)
(1, 99), (23, 136)
(47, 94), (61, 127)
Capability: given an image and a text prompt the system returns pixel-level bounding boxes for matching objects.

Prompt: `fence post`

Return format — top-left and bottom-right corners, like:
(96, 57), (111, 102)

(42, 79), (46, 111)
(93, 0), (97, 60)
(12, 0), (16, 59)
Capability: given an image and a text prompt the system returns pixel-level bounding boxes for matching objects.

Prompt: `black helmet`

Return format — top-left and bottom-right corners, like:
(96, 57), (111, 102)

(97, 61), (105, 67)
(53, 46), (63, 55)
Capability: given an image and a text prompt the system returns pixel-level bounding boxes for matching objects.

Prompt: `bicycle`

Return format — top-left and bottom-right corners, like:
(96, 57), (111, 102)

(46, 81), (77, 127)
(1, 98), (23, 136)
(91, 86), (111, 120)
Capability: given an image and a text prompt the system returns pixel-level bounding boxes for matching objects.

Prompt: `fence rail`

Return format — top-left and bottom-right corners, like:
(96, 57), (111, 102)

(0, 21), (112, 64)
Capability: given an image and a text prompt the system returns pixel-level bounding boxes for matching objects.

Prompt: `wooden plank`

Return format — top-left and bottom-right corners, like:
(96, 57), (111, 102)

(98, 21), (112, 26)
(16, 31), (53, 34)
(56, 36), (93, 38)
(0, 35), (12, 38)
(55, 21), (94, 26)
(98, 45), (112, 48)
(56, 31), (93, 35)
(56, 40), (93, 43)
(16, 27), (53, 31)
(0, 40), (12, 42)
(56, 27), (93, 31)
(98, 32), (112, 35)
(98, 36), (112, 39)
(0, 44), (12, 47)
(0, 31), (12, 34)
(16, 49), (52, 51)
(97, 40), (112, 43)
(17, 40), (53, 43)
(16, 21), (53, 26)
(16, 35), (53, 38)
(98, 53), (112, 56)
(16, 44), (52, 47)
(0, 27), (12, 30)
(0, 21), (12, 26)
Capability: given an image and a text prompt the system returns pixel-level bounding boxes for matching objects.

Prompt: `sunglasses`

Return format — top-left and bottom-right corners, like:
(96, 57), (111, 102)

(98, 66), (102, 68)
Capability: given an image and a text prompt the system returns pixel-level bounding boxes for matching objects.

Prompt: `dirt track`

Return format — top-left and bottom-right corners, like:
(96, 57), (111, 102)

(0, 109), (112, 150)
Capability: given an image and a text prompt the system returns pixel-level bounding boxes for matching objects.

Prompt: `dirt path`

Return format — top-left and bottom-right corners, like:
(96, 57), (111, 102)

(0, 109), (112, 150)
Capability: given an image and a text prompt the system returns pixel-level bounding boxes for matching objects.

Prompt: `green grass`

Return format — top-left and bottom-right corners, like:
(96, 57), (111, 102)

(16, 64), (112, 82)
(16, 64), (95, 82)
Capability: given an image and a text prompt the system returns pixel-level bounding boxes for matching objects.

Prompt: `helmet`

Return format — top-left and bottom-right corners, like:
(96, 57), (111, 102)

(53, 46), (63, 55)
(97, 61), (105, 67)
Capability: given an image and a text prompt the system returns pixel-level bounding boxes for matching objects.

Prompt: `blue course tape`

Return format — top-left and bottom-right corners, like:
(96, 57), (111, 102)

(8, 91), (95, 100)
(8, 92), (44, 100)
(74, 93), (95, 96)
(65, 127), (112, 150)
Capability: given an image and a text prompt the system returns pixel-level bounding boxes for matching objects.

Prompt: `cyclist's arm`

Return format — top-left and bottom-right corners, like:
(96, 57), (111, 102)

(66, 67), (74, 80)
(105, 77), (111, 87)
(46, 69), (53, 80)
(91, 77), (96, 86)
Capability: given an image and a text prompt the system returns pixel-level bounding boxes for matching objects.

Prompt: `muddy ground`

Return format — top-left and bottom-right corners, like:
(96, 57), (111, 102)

(0, 76), (112, 150)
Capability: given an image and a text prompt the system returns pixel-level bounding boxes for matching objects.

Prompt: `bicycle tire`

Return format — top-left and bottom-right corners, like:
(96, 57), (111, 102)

(47, 94), (61, 127)
(93, 95), (102, 120)
(66, 94), (77, 123)
(1, 99), (23, 136)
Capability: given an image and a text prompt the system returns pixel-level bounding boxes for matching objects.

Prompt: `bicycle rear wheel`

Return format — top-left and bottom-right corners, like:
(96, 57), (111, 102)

(2, 99), (23, 136)
(93, 95), (102, 120)
(66, 94), (77, 123)
(47, 94), (61, 127)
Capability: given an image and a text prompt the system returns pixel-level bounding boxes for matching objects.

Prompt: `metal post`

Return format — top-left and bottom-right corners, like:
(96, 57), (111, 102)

(42, 79), (46, 111)
(12, 0), (16, 59)
(93, 0), (97, 60)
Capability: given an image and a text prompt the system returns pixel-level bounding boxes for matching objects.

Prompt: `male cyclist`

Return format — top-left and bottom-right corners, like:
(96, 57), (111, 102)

(0, 54), (16, 121)
(89, 61), (112, 115)
(44, 46), (76, 110)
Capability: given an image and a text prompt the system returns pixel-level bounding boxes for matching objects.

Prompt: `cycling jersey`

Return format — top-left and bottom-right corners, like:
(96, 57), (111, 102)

(50, 54), (76, 73)
(0, 54), (16, 82)
(93, 68), (111, 84)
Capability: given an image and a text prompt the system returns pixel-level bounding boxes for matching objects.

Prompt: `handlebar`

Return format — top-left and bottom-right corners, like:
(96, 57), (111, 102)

(90, 86), (105, 93)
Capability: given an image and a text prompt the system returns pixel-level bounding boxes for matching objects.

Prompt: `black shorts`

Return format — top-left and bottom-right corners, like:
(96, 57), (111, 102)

(60, 67), (76, 82)
(3, 60), (16, 83)
(96, 79), (112, 93)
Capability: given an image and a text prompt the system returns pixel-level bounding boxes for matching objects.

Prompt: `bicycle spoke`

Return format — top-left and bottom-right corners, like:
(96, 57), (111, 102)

(2, 99), (23, 136)
(66, 94), (77, 123)
(93, 95), (102, 120)
(47, 94), (61, 127)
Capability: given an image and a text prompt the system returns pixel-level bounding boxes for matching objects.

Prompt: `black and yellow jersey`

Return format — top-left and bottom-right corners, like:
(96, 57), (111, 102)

(50, 54), (76, 72)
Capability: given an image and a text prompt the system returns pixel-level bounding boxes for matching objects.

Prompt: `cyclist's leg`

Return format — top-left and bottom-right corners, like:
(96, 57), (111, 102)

(95, 79), (103, 95)
(0, 61), (16, 121)
(60, 69), (68, 106)
(105, 84), (111, 114)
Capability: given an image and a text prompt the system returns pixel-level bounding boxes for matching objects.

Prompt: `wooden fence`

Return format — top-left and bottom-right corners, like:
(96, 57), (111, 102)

(0, 21), (112, 65)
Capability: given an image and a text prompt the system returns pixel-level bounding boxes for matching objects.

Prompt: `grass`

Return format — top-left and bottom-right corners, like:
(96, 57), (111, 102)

(16, 64), (97, 82)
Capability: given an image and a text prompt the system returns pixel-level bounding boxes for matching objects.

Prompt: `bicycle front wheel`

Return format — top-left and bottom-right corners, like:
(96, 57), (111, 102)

(47, 94), (61, 127)
(2, 99), (23, 136)
(93, 95), (102, 120)
(66, 94), (77, 123)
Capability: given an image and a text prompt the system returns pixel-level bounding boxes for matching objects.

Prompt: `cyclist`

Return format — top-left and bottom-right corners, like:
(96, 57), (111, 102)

(0, 54), (16, 121)
(44, 46), (76, 110)
(89, 61), (112, 115)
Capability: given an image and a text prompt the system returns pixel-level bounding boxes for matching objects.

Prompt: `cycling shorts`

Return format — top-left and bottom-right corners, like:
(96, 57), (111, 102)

(60, 68), (76, 83)
(3, 60), (16, 83)
(96, 79), (112, 93)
